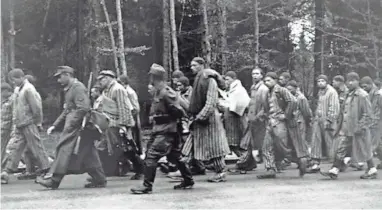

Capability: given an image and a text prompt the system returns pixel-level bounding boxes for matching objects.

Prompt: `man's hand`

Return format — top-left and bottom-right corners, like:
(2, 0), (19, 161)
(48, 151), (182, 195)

(277, 114), (286, 121)
(119, 126), (127, 136)
(47, 126), (55, 135)
(37, 124), (43, 132)
(324, 120), (332, 129)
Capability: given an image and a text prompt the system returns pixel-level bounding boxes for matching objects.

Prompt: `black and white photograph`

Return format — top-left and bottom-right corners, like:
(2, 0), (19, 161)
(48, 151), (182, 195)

(1, 0), (382, 209)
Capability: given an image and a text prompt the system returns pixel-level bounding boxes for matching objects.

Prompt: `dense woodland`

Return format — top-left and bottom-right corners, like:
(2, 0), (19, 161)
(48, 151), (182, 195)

(1, 0), (382, 125)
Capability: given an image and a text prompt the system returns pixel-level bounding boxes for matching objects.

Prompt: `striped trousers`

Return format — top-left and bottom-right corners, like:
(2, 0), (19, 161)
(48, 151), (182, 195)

(4, 124), (50, 172)
(310, 119), (336, 164)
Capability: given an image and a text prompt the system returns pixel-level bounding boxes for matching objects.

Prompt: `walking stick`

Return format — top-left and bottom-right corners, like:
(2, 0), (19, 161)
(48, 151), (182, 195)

(73, 72), (93, 155)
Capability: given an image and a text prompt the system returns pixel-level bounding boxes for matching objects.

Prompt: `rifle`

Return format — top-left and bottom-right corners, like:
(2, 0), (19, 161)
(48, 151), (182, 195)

(73, 72), (93, 155)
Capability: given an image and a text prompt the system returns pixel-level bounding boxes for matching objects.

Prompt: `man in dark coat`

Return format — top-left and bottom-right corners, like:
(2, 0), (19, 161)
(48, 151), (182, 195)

(257, 72), (308, 179)
(36, 66), (107, 189)
(360, 76), (382, 169)
(320, 72), (377, 179)
(131, 64), (194, 194)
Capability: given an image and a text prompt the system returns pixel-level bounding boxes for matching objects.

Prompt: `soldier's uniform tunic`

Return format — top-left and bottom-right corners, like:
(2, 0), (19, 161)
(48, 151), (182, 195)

(142, 84), (193, 188)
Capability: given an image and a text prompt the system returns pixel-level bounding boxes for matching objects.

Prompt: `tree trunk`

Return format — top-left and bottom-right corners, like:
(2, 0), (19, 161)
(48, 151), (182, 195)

(366, 0), (380, 78)
(116, 0), (128, 75)
(201, 0), (211, 67)
(90, 0), (102, 77)
(218, 0), (228, 74)
(100, 0), (120, 75)
(313, 0), (325, 98)
(253, 0), (259, 68)
(162, 0), (171, 74)
(9, 0), (15, 69)
(41, 0), (52, 42)
(169, 0), (180, 72)
(1, 11), (7, 81)
(77, 0), (84, 80)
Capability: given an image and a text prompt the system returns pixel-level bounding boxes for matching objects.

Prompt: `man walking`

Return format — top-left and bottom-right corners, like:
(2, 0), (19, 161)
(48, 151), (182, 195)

(220, 71), (251, 173)
(308, 75), (340, 173)
(257, 72), (307, 179)
(320, 72), (377, 179)
(286, 80), (313, 147)
(1, 83), (14, 168)
(236, 68), (268, 172)
(36, 66), (107, 189)
(182, 57), (230, 182)
(130, 64), (194, 194)
(98, 71), (144, 179)
(360, 76), (382, 169)
(1, 69), (50, 184)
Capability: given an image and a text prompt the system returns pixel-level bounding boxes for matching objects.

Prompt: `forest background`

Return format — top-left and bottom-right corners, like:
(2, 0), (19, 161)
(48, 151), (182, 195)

(1, 0), (382, 125)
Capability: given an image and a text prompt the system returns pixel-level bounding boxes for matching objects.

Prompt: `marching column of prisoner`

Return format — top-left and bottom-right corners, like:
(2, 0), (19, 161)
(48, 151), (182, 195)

(1, 56), (382, 194)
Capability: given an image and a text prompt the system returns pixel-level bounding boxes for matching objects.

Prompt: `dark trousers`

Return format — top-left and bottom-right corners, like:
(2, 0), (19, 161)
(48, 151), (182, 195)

(103, 127), (144, 176)
(144, 133), (193, 188)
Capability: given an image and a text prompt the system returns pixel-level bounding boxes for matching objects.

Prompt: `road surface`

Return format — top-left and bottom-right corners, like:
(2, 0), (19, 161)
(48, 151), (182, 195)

(2, 163), (382, 209)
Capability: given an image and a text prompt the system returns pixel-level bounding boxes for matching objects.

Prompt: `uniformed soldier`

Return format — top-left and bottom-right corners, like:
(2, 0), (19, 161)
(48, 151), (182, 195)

(130, 64), (194, 194)
(36, 66), (107, 189)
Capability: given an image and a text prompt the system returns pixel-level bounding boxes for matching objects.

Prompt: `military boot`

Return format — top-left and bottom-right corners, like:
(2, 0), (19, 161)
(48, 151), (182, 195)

(298, 157), (308, 177)
(174, 180), (194, 190)
(257, 169), (276, 179)
(130, 184), (153, 194)
(36, 176), (60, 189)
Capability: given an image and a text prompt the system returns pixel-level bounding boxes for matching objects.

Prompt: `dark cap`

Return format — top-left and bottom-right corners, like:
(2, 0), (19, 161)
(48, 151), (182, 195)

(149, 63), (166, 76)
(346, 72), (360, 81)
(360, 76), (373, 85)
(333, 75), (345, 83)
(317, 74), (328, 82)
(265, 72), (278, 80)
(286, 80), (298, 88)
(225, 71), (237, 79)
(97, 70), (116, 80)
(54, 66), (74, 77)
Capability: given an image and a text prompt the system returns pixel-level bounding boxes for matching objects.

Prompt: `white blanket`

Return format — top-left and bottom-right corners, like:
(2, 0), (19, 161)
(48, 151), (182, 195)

(220, 80), (250, 116)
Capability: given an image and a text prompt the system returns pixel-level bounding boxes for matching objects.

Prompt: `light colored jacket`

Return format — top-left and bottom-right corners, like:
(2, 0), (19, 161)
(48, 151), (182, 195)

(13, 79), (43, 128)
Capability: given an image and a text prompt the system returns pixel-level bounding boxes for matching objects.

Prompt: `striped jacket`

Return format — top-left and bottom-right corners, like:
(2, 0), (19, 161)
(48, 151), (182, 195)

(315, 85), (340, 128)
(102, 80), (134, 128)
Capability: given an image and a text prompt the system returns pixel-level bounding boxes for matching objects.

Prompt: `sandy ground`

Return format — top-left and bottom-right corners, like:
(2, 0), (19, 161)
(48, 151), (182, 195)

(2, 162), (382, 209)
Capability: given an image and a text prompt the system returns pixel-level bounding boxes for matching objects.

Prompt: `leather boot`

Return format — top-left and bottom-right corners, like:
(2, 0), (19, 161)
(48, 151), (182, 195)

(174, 180), (194, 190)
(257, 169), (276, 179)
(299, 157), (308, 177)
(130, 184), (153, 194)
(36, 176), (60, 189)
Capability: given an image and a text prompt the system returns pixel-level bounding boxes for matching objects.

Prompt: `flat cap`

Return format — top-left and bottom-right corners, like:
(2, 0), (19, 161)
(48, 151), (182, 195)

(149, 63), (166, 76)
(360, 76), (373, 85)
(265, 72), (278, 80)
(280, 72), (291, 79)
(225, 71), (237, 79)
(346, 72), (360, 81)
(54, 66), (74, 77)
(286, 80), (298, 88)
(333, 75), (345, 83)
(97, 70), (116, 80)
(317, 74), (328, 82)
